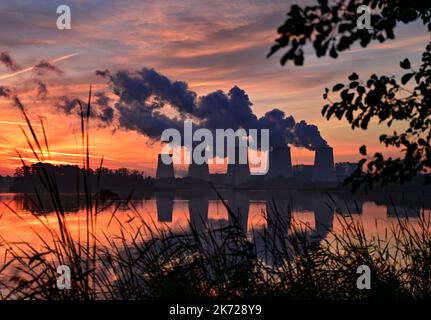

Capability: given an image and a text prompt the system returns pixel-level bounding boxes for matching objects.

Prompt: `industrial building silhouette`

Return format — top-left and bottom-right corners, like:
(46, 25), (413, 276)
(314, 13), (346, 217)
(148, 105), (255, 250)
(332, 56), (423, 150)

(155, 145), (351, 186)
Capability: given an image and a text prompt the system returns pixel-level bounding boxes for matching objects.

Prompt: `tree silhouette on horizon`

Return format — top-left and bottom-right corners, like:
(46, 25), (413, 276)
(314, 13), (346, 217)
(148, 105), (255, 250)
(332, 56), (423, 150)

(269, 0), (431, 191)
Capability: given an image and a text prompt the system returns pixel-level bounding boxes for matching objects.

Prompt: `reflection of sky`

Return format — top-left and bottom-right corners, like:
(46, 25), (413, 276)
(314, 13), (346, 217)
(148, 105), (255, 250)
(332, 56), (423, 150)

(0, 192), (429, 257)
(0, 0), (429, 174)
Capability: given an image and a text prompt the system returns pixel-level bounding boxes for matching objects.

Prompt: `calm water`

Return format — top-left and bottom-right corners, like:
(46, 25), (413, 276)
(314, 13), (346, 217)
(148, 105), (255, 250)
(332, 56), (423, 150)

(0, 189), (430, 253)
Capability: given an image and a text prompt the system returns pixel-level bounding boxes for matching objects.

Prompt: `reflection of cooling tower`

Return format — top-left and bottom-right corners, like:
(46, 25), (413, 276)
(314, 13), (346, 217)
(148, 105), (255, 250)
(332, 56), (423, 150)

(156, 154), (174, 179)
(226, 147), (250, 185)
(266, 199), (291, 231)
(312, 197), (334, 240)
(227, 191), (250, 231)
(188, 160), (210, 181)
(387, 205), (420, 218)
(312, 147), (336, 182)
(156, 192), (175, 222)
(189, 196), (209, 230)
(335, 200), (363, 215)
(267, 146), (293, 178)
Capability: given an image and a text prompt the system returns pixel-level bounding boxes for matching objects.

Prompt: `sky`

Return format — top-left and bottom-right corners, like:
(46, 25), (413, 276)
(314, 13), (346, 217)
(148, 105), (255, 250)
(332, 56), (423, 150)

(0, 0), (429, 176)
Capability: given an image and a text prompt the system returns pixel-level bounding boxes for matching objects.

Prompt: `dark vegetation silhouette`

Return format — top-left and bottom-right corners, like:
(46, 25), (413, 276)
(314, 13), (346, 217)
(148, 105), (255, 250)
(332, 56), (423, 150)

(11, 163), (153, 192)
(269, 0), (431, 191)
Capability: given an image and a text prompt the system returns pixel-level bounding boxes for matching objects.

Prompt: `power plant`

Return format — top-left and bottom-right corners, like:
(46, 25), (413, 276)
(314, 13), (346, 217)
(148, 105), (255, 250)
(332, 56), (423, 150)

(266, 146), (293, 179)
(155, 146), (346, 186)
(311, 147), (336, 182)
(156, 154), (175, 179)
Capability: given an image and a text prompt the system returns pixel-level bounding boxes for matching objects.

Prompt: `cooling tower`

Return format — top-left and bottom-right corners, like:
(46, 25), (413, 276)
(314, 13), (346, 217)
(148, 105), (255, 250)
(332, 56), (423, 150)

(156, 154), (175, 179)
(266, 146), (293, 178)
(187, 160), (210, 181)
(225, 147), (250, 185)
(312, 147), (336, 182)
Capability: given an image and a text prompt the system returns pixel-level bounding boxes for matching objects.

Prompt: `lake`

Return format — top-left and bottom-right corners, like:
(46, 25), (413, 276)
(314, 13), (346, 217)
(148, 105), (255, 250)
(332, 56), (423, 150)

(1, 189), (430, 256)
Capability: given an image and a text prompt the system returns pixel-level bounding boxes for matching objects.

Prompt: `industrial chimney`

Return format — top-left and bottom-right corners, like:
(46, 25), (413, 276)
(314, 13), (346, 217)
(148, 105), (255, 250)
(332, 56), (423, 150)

(225, 147), (250, 185)
(156, 154), (175, 179)
(266, 146), (293, 179)
(187, 160), (210, 181)
(312, 147), (336, 182)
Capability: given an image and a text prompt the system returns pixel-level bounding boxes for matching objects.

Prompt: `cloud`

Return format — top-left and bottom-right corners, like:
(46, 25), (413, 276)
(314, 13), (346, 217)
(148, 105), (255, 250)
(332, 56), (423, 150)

(57, 92), (115, 125)
(94, 91), (114, 122)
(0, 85), (12, 97)
(95, 69), (110, 78)
(0, 51), (20, 71)
(56, 96), (83, 114)
(0, 52), (77, 81)
(34, 79), (47, 100)
(33, 59), (64, 76)
(91, 67), (328, 150)
(117, 103), (184, 140)
(99, 68), (197, 114)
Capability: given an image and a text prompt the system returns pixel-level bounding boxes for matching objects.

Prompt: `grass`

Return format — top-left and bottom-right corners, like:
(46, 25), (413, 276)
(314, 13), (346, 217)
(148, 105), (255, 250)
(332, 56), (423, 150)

(0, 91), (431, 300)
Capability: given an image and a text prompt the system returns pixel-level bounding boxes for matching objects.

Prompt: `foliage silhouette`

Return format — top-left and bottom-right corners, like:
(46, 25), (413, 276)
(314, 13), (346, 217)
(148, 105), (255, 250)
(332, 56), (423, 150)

(269, 0), (431, 191)
(12, 163), (153, 193)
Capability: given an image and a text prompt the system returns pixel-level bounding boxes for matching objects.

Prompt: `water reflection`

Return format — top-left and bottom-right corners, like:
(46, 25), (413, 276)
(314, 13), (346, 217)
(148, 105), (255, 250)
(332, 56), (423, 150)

(8, 189), (431, 229)
(335, 199), (363, 215)
(1, 189), (430, 266)
(189, 192), (209, 231)
(226, 191), (250, 232)
(156, 191), (175, 222)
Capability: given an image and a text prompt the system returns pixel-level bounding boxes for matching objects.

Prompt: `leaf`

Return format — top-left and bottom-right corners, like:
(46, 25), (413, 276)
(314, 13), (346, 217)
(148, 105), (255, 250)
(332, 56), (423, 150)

(359, 145), (367, 156)
(401, 73), (414, 85)
(349, 81), (359, 88)
(332, 83), (344, 91)
(294, 54), (304, 66)
(358, 158), (367, 167)
(330, 45), (338, 58)
(400, 58), (411, 69)
(280, 53), (290, 66)
(321, 104), (329, 115)
(357, 86), (366, 95)
(418, 138), (426, 146)
(348, 72), (359, 81)
(337, 36), (351, 51)
(338, 22), (353, 33)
